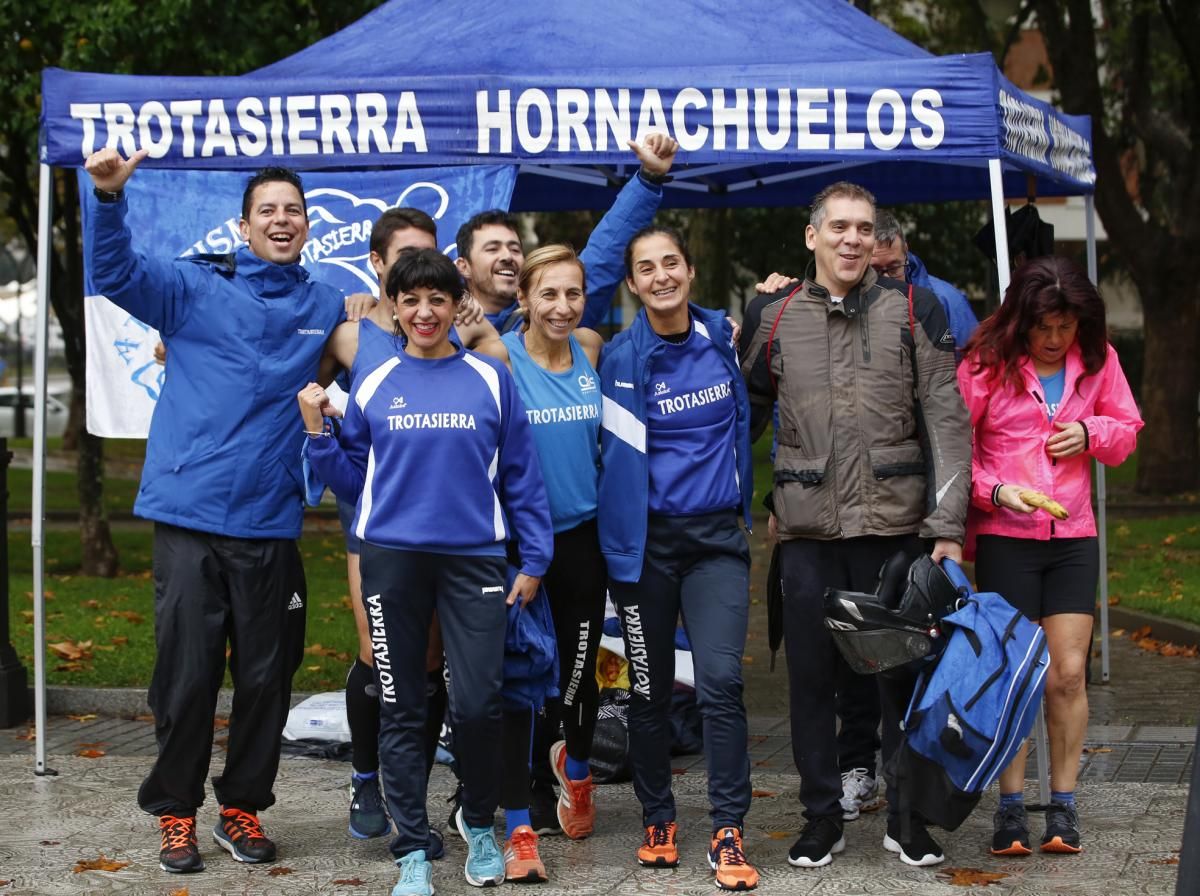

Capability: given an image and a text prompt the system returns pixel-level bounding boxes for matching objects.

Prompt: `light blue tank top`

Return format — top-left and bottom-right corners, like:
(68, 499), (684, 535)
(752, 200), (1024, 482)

(501, 331), (601, 532)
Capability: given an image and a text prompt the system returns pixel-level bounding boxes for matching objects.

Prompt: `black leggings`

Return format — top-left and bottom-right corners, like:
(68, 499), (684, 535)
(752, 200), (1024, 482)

(974, 535), (1099, 620)
(507, 519), (608, 806)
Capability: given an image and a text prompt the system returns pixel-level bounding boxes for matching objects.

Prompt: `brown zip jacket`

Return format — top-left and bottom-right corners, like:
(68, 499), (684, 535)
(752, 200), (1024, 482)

(739, 267), (970, 543)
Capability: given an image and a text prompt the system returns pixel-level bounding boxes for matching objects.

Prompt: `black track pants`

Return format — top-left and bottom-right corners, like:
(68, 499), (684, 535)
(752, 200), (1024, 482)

(779, 534), (921, 821)
(359, 544), (506, 859)
(138, 523), (306, 816)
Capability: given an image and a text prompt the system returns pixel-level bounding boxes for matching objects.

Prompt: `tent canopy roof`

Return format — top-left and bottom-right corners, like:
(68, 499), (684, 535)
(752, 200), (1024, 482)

(39, 0), (1094, 209)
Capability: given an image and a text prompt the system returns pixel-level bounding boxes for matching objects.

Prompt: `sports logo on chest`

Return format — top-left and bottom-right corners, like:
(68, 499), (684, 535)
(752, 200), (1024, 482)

(654, 380), (732, 416)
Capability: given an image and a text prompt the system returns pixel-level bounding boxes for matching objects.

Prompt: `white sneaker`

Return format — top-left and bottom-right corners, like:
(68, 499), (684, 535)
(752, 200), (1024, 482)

(839, 767), (880, 821)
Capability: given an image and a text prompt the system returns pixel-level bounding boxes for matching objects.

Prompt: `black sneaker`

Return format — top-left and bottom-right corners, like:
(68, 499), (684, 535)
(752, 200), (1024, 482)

(348, 773), (391, 839)
(213, 806), (276, 864)
(883, 816), (944, 867)
(445, 780), (464, 836)
(990, 803), (1032, 856)
(427, 825), (445, 861)
(1041, 802), (1082, 854)
(529, 778), (562, 836)
(159, 814), (204, 874)
(787, 817), (845, 868)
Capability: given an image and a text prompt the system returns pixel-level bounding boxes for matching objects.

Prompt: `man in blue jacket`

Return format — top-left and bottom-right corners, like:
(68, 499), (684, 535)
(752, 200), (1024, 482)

(84, 148), (348, 875)
(871, 210), (978, 354)
(455, 134), (678, 335)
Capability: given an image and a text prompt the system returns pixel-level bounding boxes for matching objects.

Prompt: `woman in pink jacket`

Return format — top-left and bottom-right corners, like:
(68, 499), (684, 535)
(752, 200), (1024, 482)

(957, 256), (1142, 858)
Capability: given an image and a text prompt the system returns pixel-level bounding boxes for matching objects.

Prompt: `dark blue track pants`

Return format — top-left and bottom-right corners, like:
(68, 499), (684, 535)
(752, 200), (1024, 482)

(609, 510), (752, 832)
(359, 544), (507, 859)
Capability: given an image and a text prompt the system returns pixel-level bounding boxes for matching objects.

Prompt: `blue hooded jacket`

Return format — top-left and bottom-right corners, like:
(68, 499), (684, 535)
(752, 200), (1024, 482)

(907, 251), (978, 352)
(597, 305), (753, 582)
(88, 197), (345, 539)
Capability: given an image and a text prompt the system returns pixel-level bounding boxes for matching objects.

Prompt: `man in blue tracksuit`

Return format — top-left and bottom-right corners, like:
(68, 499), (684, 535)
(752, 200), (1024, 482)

(84, 148), (347, 875)
(455, 134), (678, 336)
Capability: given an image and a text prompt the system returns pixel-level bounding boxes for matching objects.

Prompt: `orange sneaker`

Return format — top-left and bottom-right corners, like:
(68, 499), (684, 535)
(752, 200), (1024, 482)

(550, 740), (596, 839)
(637, 821), (679, 868)
(708, 826), (758, 891)
(503, 825), (548, 883)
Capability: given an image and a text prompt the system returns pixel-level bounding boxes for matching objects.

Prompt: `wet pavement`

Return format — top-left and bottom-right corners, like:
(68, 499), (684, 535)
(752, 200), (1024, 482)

(1, 631), (1195, 895)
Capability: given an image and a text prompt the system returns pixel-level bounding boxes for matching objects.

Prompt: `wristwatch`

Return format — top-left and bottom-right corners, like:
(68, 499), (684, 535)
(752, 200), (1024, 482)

(93, 186), (124, 203)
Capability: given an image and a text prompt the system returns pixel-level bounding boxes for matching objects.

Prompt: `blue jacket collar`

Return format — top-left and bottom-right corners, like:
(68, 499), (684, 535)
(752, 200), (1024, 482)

(906, 250), (931, 286)
(233, 246), (312, 298)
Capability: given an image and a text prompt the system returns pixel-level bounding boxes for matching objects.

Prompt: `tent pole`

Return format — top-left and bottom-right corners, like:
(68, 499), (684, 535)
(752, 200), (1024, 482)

(31, 164), (55, 777)
(988, 159), (1011, 297)
(1085, 194), (1110, 683)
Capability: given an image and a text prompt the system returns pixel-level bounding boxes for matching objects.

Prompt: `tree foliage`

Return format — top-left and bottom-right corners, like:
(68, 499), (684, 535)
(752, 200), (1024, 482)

(0, 0), (379, 573)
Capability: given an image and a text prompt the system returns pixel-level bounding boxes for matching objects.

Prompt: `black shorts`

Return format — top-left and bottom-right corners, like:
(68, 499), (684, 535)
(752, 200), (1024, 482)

(974, 535), (1099, 620)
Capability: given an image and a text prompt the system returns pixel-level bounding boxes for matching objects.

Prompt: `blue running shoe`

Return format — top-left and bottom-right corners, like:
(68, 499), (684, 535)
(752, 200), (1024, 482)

(392, 850), (434, 896)
(454, 806), (504, 887)
(349, 773), (391, 839)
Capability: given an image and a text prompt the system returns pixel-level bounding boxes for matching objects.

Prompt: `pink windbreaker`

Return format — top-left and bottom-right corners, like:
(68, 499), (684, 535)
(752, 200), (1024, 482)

(957, 342), (1143, 543)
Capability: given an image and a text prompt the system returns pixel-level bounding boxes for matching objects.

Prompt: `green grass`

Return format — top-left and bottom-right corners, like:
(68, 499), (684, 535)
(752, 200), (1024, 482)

(1106, 514), (1200, 626)
(6, 468), (141, 514)
(6, 521), (361, 692)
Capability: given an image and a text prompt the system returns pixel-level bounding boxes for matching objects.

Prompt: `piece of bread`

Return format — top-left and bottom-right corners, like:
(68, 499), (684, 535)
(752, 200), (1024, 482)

(1019, 489), (1070, 520)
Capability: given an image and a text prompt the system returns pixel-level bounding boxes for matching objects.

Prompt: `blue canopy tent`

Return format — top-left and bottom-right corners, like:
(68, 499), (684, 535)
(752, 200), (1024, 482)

(30, 0), (1102, 775)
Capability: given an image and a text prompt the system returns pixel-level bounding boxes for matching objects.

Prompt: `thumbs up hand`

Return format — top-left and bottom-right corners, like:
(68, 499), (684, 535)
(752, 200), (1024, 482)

(84, 147), (149, 194)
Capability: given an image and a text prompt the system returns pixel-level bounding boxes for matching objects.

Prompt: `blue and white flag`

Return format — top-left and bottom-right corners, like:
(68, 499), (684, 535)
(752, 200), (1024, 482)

(80, 164), (516, 438)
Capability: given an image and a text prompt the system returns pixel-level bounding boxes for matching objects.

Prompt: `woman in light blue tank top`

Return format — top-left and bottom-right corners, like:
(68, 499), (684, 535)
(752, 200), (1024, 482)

(475, 244), (608, 873)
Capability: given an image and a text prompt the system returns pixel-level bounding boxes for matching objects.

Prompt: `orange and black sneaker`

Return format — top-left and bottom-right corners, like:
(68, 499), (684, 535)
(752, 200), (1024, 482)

(637, 821), (679, 868)
(213, 806), (277, 863)
(1040, 803), (1082, 854)
(708, 826), (759, 891)
(990, 803), (1032, 856)
(503, 824), (548, 883)
(159, 813), (204, 873)
(550, 740), (596, 839)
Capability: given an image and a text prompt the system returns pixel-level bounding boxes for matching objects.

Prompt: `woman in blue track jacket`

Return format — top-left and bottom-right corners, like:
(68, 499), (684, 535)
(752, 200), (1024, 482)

(299, 249), (552, 896)
(597, 226), (759, 891)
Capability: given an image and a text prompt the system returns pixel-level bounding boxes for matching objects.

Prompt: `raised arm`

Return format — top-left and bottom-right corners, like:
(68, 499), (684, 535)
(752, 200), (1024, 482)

(84, 148), (200, 335)
(578, 134), (679, 329)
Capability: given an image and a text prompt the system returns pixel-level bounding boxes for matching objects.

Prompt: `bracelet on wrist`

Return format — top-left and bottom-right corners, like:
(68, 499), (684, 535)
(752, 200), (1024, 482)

(93, 186), (124, 204)
(992, 483), (1004, 507)
(638, 168), (672, 186)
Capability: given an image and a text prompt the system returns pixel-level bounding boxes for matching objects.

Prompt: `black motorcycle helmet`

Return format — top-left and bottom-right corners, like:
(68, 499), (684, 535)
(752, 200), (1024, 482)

(823, 553), (965, 675)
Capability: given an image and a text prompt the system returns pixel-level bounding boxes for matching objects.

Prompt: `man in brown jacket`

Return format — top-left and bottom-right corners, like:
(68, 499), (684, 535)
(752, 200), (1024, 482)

(739, 182), (970, 871)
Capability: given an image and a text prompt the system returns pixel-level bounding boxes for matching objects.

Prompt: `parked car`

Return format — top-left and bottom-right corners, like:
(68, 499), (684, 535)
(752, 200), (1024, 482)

(0, 386), (69, 438)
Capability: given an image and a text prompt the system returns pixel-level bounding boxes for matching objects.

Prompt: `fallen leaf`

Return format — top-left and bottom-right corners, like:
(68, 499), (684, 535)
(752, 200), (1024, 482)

(67, 713), (97, 722)
(82, 599), (101, 609)
(1111, 628), (1126, 638)
(73, 855), (131, 873)
(936, 867), (1009, 886)
(76, 748), (106, 758)
(333, 880), (367, 886)
(213, 718), (229, 730)
(267, 867), (293, 876)
(13, 728), (36, 741)
(1083, 746), (1112, 754)
(1131, 625), (1153, 640)
(169, 889), (190, 896)
(1163, 534), (1177, 545)
(1107, 596), (1121, 606)
(751, 789), (777, 798)
(765, 831), (791, 840)
(671, 767), (687, 775)
(110, 636), (128, 646)
(305, 665), (321, 672)
(742, 656), (754, 664)
(1150, 857), (1179, 865)
(109, 610), (144, 624)
(49, 640), (93, 661)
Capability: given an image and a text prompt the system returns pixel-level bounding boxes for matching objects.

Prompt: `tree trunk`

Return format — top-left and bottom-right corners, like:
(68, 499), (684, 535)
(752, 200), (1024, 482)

(1133, 268), (1200, 494)
(688, 208), (734, 313)
(50, 169), (121, 575)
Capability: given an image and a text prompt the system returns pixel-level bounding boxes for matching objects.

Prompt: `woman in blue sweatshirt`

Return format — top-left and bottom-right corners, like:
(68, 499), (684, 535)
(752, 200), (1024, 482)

(597, 226), (758, 891)
(299, 249), (553, 896)
(474, 244), (607, 880)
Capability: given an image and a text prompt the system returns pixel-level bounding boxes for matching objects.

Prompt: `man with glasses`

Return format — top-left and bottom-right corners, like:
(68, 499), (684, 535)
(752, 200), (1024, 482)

(871, 210), (977, 354)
